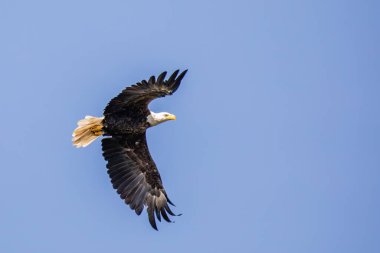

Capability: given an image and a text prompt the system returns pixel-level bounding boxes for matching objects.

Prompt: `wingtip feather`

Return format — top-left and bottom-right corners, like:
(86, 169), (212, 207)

(157, 71), (167, 84)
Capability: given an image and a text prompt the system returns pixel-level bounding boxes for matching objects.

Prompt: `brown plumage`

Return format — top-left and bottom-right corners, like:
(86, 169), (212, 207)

(72, 70), (188, 230)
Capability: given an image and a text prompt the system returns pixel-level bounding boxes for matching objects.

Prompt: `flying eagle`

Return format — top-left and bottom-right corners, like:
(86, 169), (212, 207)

(72, 69), (188, 230)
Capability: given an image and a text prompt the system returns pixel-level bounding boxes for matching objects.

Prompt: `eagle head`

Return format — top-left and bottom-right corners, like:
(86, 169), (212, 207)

(147, 111), (176, 126)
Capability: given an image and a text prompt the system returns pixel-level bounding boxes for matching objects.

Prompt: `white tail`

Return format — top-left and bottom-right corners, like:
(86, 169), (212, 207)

(72, 116), (104, 148)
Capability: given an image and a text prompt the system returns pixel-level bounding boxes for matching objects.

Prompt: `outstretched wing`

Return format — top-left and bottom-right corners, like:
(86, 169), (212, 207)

(101, 133), (177, 230)
(104, 69), (188, 115)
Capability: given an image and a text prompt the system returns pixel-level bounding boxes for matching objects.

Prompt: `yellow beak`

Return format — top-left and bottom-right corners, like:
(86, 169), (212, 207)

(166, 114), (176, 120)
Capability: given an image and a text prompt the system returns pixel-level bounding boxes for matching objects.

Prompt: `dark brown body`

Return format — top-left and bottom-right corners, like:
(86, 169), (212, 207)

(99, 70), (187, 230)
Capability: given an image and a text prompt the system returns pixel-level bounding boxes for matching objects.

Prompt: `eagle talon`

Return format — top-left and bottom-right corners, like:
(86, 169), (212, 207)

(90, 125), (104, 136)
(93, 130), (103, 136)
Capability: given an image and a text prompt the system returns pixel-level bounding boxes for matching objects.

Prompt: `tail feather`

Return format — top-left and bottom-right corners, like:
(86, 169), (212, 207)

(72, 116), (104, 148)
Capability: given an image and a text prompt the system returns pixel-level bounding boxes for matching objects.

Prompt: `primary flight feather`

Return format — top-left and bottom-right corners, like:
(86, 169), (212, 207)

(72, 69), (188, 230)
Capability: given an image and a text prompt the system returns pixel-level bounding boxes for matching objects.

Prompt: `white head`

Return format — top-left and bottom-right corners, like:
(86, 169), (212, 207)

(147, 111), (176, 126)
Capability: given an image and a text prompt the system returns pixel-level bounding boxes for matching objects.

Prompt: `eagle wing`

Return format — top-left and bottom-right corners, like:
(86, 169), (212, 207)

(104, 69), (188, 115)
(101, 133), (177, 230)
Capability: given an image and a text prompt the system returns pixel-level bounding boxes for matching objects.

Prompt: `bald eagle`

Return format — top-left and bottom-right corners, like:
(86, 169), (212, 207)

(72, 70), (188, 230)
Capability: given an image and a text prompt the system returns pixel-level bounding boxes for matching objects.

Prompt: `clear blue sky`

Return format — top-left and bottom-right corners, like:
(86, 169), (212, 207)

(1, 0), (379, 252)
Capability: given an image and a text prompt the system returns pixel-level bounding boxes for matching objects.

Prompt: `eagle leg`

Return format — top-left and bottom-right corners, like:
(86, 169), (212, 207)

(90, 125), (104, 136)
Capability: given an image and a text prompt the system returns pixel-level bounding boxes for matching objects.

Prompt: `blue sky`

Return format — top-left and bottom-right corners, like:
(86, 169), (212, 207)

(1, 0), (379, 252)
